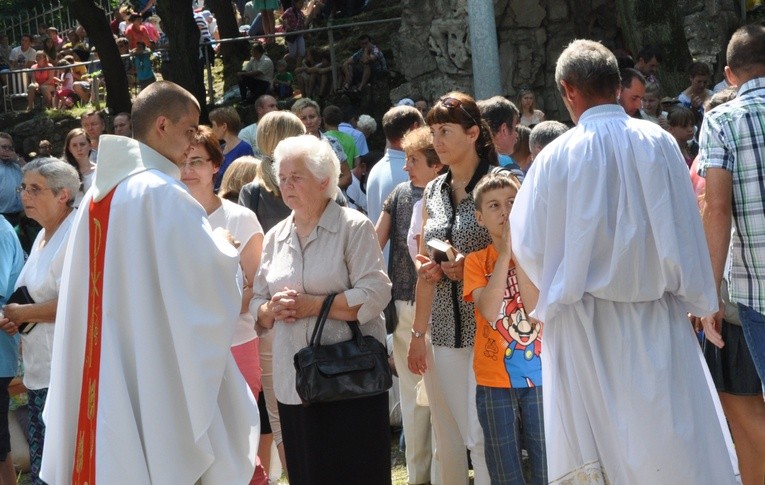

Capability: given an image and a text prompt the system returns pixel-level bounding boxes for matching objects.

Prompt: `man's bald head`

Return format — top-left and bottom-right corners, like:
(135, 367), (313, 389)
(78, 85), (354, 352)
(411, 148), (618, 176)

(131, 81), (200, 142)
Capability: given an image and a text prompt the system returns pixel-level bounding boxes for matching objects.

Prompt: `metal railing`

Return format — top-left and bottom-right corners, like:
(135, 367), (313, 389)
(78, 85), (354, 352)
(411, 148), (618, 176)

(203, 16), (401, 105)
(1, 0), (113, 44)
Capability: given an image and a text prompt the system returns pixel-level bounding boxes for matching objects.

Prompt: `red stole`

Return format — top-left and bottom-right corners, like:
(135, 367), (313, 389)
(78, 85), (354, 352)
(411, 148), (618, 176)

(72, 189), (116, 485)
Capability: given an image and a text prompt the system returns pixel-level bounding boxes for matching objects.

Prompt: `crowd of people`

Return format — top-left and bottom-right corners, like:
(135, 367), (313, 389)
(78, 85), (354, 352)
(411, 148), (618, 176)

(0, 12), (763, 485)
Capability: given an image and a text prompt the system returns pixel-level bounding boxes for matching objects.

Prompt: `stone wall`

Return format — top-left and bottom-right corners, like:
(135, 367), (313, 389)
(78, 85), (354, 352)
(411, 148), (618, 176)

(392, 0), (742, 122)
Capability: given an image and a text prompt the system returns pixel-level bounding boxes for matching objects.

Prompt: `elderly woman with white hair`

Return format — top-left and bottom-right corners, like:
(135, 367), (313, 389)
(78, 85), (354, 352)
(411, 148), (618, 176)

(251, 134), (392, 484)
(0, 158), (79, 485)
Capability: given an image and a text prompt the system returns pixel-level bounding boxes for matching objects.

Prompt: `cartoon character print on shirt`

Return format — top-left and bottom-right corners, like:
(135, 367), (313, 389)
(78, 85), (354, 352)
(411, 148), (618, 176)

(487, 266), (542, 388)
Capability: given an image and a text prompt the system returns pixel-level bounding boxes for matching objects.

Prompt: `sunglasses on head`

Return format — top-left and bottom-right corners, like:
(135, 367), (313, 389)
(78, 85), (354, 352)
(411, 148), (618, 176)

(439, 97), (479, 127)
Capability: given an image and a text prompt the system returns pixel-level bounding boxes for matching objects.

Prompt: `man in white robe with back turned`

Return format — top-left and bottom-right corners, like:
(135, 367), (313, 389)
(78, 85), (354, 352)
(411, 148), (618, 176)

(41, 81), (259, 484)
(509, 40), (736, 484)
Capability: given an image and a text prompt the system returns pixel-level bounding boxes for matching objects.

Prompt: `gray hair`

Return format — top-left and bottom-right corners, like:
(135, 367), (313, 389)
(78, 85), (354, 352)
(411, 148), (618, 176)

(273, 135), (341, 199)
(555, 39), (620, 101)
(22, 157), (81, 206)
(356, 114), (377, 137)
(529, 121), (569, 152)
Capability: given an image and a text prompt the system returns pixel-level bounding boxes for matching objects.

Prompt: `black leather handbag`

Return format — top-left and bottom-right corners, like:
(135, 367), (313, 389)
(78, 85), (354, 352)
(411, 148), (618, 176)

(294, 293), (392, 405)
(7, 286), (36, 334)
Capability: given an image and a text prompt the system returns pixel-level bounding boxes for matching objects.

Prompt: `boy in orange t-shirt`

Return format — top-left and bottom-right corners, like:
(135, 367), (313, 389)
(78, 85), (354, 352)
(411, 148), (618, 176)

(463, 172), (546, 484)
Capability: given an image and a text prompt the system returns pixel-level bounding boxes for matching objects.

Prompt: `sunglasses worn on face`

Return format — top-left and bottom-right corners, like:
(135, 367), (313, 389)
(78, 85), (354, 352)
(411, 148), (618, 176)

(439, 97), (479, 127)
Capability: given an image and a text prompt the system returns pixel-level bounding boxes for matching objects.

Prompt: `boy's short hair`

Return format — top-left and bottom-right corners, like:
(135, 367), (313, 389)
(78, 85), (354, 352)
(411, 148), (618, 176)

(666, 106), (695, 127)
(687, 61), (711, 78)
(276, 59), (288, 68)
(401, 126), (441, 168)
(473, 172), (521, 211)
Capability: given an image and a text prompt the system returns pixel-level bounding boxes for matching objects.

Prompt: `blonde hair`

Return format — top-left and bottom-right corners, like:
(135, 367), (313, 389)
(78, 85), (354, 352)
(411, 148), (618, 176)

(219, 156), (260, 202)
(255, 111), (306, 195)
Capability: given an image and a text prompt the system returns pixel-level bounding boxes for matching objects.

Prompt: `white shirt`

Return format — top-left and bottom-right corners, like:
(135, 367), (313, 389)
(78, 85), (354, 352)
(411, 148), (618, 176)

(345, 173), (367, 214)
(208, 199), (263, 346)
(510, 104), (736, 483)
(16, 211), (75, 390)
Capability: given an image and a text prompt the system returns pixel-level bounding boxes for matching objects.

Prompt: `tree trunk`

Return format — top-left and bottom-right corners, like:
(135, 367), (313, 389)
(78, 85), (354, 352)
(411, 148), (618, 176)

(207, 0), (249, 92)
(156, 0), (209, 122)
(68, 0), (132, 114)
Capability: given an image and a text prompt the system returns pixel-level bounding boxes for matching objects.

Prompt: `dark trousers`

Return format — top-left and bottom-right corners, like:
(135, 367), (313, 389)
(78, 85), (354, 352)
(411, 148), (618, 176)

(239, 77), (271, 100)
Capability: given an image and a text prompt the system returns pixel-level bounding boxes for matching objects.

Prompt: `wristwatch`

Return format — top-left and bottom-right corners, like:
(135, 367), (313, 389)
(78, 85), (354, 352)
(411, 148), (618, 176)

(411, 328), (426, 339)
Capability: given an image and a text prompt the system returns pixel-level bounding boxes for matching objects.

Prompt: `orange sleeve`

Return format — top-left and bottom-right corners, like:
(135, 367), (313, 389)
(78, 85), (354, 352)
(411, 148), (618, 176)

(463, 249), (488, 302)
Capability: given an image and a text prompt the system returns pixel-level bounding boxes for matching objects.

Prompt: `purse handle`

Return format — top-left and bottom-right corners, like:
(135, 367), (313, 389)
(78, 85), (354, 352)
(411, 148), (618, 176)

(309, 293), (366, 349)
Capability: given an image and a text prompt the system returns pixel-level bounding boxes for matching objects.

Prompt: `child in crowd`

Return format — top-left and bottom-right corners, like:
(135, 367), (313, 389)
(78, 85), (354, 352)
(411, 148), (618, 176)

(272, 59), (294, 99)
(640, 82), (667, 127)
(463, 172), (546, 485)
(131, 42), (156, 91)
(667, 106), (696, 167)
(54, 59), (76, 109)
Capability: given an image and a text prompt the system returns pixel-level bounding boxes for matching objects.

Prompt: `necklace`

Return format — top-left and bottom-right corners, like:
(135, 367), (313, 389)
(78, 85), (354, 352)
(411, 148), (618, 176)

(450, 179), (469, 191)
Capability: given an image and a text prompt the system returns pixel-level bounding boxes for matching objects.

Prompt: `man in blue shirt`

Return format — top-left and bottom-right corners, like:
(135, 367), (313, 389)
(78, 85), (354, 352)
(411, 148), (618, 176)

(0, 216), (24, 484)
(0, 133), (22, 227)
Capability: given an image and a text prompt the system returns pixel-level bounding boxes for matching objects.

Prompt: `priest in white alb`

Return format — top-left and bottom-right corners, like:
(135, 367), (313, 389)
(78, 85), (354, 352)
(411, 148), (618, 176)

(41, 81), (259, 484)
(509, 40), (737, 484)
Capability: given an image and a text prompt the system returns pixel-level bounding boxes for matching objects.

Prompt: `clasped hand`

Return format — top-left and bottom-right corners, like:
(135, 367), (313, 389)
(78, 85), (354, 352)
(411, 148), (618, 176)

(268, 288), (318, 323)
(0, 303), (22, 336)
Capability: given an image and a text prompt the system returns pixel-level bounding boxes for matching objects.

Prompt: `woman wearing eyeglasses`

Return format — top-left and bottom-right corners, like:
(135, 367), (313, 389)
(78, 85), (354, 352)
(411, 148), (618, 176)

(181, 126), (269, 484)
(0, 158), (79, 485)
(407, 91), (496, 484)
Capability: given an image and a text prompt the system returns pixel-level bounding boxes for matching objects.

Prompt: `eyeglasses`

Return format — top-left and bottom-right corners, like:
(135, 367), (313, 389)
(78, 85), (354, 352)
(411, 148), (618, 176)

(0, 144), (13, 150)
(16, 184), (53, 197)
(179, 158), (211, 170)
(439, 97), (479, 127)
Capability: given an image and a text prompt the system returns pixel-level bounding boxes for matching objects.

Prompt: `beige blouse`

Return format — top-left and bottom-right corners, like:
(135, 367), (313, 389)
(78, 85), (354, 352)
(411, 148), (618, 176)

(250, 200), (392, 405)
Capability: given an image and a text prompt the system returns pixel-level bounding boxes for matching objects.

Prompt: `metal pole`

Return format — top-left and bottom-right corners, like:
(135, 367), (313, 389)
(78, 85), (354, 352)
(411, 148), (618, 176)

(328, 15), (337, 93)
(467, 0), (502, 99)
(205, 42), (214, 105)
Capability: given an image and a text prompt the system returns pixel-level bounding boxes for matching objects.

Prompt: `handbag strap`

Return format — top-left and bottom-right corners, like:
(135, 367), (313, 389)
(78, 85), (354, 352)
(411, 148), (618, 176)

(309, 293), (336, 347)
(310, 293), (367, 348)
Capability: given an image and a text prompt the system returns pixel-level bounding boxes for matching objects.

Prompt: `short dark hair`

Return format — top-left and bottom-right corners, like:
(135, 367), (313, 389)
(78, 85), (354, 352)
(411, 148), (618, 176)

(477, 96), (519, 135)
(209, 107), (242, 134)
(81, 109), (106, 125)
(382, 106), (424, 142)
(473, 172), (520, 212)
(341, 104), (358, 123)
(358, 34), (372, 43)
(529, 121), (568, 151)
(322, 105), (343, 127)
(637, 45), (662, 64)
(132, 81), (200, 140)
(727, 24), (765, 74)
(667, 106), (695, 127)
(252, 43), (265, 54)
(620, 68), (646, 89)
(688, 61), (711, 78)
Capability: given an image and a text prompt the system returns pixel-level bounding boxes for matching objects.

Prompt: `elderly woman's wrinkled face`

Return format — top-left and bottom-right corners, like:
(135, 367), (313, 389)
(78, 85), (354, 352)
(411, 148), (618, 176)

(19, 171), (66, 224)
(278, 156), (326, 212)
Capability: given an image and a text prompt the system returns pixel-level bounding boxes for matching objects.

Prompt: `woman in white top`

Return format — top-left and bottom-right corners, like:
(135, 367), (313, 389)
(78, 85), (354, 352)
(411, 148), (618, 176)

(517, 88), (545, 127)
(0, 158), (79, 485)
(62, 128), (96, 205)
(181, 125), (268, 484)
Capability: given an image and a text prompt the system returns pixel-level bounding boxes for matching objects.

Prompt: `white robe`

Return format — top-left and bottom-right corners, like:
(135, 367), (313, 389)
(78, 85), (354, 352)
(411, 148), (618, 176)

(41, 135), (259, 484)
(510, 105), (736, 484)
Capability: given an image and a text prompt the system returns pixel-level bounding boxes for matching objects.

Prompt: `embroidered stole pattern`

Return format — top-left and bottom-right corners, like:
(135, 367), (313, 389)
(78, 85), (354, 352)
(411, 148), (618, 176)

(72, 190), (116, 485)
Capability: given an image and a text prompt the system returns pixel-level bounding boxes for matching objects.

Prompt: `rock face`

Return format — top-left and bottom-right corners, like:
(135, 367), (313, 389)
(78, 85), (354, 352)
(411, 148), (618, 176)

(393, 0), (742, 121)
